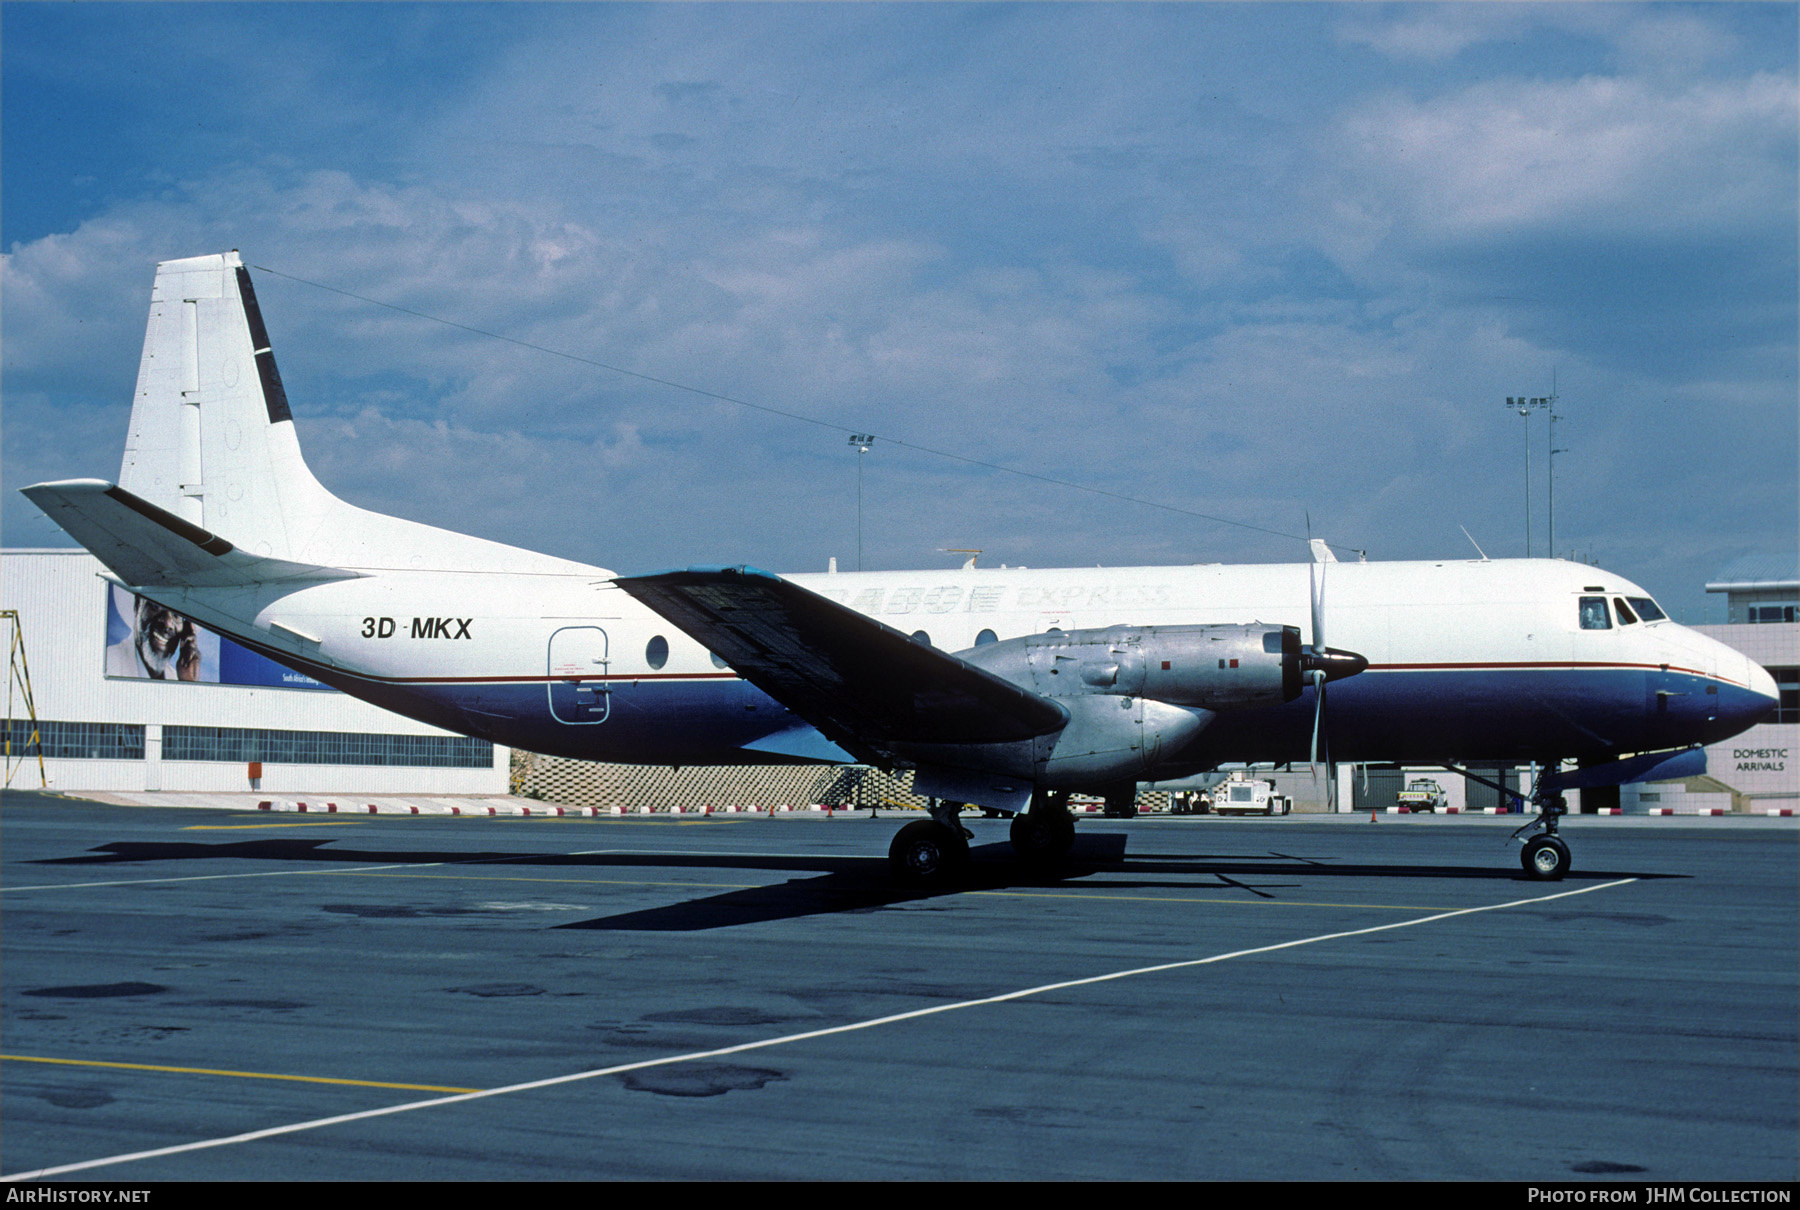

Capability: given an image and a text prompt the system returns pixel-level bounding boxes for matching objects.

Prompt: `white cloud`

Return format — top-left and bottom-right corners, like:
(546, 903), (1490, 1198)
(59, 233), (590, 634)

(5, 4), (1791, 613)
(1336, 5), (1539, 63)
(1323, 71), (1796, 250)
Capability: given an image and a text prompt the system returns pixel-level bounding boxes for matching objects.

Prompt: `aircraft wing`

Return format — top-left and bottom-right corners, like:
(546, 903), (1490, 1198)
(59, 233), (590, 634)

(21, 479), (360, 588)
(614, 566), (1068, 765)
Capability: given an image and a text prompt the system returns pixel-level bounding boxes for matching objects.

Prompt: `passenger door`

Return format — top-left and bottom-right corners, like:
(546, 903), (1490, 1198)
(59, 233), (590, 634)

(547, 626), (610, 724)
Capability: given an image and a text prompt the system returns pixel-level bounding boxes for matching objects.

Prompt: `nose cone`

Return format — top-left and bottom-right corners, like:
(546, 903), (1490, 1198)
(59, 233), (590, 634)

(1742, 656), (1780, 721)
(1710, 653), (1780, 741)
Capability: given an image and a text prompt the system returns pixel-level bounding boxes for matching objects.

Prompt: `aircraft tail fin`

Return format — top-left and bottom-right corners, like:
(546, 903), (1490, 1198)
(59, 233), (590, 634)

(88, 252), (601, 577)
(118, 251), (341, 562)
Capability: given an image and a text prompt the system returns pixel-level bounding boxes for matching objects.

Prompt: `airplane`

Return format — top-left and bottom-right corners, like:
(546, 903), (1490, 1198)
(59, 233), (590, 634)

(21, 252), (1780, 885)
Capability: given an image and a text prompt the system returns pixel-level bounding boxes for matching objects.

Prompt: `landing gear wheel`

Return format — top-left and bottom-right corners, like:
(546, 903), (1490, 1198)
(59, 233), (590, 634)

(889, 819), (969, 885)
(1010, 809), (1075, 869)
(1521, 834), (1571, 881)
(1101, 784), (1138, 818)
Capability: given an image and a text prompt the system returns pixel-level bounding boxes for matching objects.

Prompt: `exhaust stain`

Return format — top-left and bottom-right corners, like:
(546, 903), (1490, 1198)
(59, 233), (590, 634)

(619, 1064), (787, 1098)
(23, 982), (166, 999)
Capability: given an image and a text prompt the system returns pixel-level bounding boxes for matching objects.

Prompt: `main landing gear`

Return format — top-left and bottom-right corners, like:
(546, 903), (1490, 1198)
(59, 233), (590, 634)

(1513, 793), (1572, 881)
(1009, 789), (1076, 870)
(887, 798), (974, 885)
(887, 790), (1079, 885)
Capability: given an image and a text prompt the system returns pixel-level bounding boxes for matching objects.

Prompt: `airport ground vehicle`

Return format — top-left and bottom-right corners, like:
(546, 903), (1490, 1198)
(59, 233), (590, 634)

(1396, 777), (1448, 812)
(1168, 790), (1211, 814)
(1211, 773), (1290, 816)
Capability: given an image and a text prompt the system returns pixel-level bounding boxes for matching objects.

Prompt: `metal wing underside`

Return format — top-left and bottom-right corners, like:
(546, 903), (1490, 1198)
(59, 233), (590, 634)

(614, 566), (1067, 766)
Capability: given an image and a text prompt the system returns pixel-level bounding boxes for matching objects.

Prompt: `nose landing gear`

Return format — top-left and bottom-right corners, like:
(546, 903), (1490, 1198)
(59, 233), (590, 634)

(1514, 793), (1572, 880)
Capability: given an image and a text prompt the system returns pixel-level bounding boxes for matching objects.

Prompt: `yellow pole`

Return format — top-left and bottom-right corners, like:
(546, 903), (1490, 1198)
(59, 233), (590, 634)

(2, 610), (48, 789)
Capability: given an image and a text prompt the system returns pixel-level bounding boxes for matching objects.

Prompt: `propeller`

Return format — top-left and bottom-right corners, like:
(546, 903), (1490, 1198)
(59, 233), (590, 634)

(1301, 529), (1369, 811)
(1307, 555), (1334, 809)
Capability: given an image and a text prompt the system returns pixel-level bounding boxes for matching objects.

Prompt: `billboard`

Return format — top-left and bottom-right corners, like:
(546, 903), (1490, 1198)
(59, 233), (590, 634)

(104, 585), (333, 691)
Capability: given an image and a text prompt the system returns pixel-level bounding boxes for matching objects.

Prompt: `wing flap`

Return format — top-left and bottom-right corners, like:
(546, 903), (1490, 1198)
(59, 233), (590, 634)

(615, 566), (1066, 763)
(21, 479), (360, 587)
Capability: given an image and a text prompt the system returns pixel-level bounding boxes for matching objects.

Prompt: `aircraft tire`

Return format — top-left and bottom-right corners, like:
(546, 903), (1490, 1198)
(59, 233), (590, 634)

(889, 819), (969, 885)
(1521, 834), (1571, 881)
(1010, 810), (1075, 868)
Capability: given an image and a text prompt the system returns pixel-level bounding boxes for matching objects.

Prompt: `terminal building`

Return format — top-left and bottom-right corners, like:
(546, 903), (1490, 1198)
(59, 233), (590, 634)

(2, 549), (507, 796)
(1687, 554), (1798, 812)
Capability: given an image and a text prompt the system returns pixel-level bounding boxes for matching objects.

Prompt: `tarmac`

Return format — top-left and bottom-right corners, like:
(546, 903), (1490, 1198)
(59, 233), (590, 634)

(2, 788), (1795, 1182)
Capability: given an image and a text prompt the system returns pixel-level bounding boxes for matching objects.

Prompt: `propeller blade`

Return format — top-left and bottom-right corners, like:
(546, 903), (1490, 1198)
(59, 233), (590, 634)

(1303, 523), (1356, 812)
(1310, 671), (1326, 767)
(1310, 556), (1326, 651)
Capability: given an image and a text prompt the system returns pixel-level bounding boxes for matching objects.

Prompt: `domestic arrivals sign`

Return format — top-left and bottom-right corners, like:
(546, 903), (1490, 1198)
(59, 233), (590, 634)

(104, 585), (334, 691)
(1731, 747), (1788, 774)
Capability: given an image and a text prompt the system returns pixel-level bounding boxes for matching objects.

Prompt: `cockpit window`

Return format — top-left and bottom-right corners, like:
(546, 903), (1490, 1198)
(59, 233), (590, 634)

(1613, 598), (1639, 626)
(1627, 596), (1667, 622)
(1579, 596), (1612, 630)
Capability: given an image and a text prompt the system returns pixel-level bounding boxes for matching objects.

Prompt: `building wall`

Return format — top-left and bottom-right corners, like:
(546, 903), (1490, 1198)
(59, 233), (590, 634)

(1694, 621), (1797, 809)
(2, 550), (507, 794)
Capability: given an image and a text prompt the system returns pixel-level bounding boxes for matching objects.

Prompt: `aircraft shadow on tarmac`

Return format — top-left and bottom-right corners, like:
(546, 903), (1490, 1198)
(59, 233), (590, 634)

(35, 833), (1681, 931)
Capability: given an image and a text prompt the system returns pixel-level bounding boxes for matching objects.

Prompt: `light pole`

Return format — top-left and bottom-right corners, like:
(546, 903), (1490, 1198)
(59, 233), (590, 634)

(848, 434), (875, 571)
(1504, 395), (1551, 556)
(1548, 406), (1568, 561)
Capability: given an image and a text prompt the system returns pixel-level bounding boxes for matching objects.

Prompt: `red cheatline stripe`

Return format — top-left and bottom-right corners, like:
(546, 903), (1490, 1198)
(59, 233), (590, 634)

(1370, 659), (1723, 679)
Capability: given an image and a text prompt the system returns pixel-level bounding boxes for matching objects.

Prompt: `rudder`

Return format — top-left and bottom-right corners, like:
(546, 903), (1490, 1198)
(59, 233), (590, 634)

(119, 251), (333, 561)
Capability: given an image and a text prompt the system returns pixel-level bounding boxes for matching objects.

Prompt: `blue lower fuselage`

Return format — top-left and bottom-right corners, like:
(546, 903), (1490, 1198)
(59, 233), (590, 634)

(292, 660), (1772, 776)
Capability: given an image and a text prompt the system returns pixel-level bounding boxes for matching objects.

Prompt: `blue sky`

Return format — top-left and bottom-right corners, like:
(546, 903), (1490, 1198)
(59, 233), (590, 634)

(4, 2), (1795, 620)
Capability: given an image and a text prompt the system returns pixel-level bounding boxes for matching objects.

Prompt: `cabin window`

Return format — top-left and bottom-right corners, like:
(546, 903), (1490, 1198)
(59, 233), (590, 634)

(975, 628), (998, 646)
(709, 651), (729, 669)
(1579, 597), (1611, 630)
(1613, 598), (1639, 626)
(1627, 596), (1667, 622)
(911, 630), (931, 646)
(645, 635), (669, 670)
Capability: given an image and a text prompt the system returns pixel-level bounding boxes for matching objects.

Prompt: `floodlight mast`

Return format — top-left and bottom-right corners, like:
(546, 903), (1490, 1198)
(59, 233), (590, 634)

(849, 433), (875, 571)
(1548, 403), (1568, 561)
(1503, 394), (1551, 557)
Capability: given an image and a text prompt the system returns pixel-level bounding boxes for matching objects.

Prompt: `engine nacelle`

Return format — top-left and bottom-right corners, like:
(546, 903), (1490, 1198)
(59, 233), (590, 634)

(899, 623), (1366, 811)
(900, 695), (1217, 792)
(961, 623), (1304, 710)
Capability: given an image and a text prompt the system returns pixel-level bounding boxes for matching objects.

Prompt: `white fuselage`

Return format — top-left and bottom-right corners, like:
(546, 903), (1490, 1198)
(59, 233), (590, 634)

(132, 554), (1776, 775)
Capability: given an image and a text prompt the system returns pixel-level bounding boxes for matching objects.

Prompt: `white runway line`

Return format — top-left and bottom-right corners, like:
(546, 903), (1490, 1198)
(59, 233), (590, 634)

(1, 876), (1637, 1181)
(0, 863), (439, 893)
(2, 845), (644, 894)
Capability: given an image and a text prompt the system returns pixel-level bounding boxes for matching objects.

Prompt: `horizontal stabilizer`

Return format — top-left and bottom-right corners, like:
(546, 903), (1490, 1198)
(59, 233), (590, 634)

(615, 566), (1067, 765)
(21, 479), (360, 588)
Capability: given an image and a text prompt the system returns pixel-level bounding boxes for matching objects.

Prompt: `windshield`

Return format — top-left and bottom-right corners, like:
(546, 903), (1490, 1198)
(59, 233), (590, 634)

(1626, 596), (1667, 622)
(1579, 596), (1611, 630)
